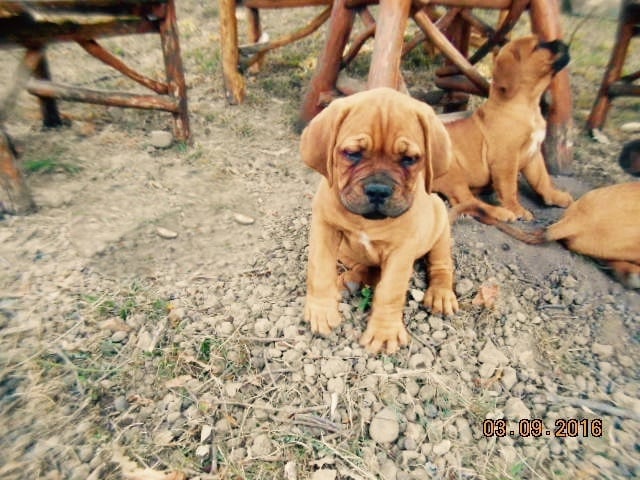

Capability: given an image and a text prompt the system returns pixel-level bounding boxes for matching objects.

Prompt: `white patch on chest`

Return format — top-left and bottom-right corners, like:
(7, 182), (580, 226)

(525, 128), (546, 158)
(359, 232), (372, 250)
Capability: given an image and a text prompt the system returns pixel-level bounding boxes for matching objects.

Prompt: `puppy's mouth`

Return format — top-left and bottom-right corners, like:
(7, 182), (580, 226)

(340, 173), (411, 220)
(537, 40), (570, 74)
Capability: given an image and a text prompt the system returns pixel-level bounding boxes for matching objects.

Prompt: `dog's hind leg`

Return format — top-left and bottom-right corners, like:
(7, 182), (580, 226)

(607, 260), (640, 289)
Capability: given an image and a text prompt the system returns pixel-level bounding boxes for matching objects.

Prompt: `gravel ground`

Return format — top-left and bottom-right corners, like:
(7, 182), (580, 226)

(1, 3), (639, 480)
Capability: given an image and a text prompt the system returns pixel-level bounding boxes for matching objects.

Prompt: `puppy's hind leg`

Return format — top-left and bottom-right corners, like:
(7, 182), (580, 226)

(337, 257), (380, 295)
(607, 260), (640, 289)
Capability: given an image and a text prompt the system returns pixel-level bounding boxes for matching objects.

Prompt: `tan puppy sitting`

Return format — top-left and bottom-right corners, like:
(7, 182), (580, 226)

(433, 35), (573, 222)
(301, 87), (458, 354)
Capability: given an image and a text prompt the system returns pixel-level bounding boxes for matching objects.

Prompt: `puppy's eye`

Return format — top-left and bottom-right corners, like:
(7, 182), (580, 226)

(400, 155), (419, 167)
(343, 150), (363, 164)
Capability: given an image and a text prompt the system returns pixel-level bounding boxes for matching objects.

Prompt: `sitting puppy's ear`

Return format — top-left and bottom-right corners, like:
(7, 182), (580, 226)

(300, 99), (350, 186)
(416, 103), (452, 193)
(492, 52), (520, 100)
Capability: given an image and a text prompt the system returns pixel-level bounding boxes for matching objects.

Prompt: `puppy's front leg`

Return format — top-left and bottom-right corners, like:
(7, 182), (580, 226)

(359, 256), (414, 354)
(522, 153), (573, 207)
(424, 230), (458, 316)
(305, 213), (343, 336)
(491, 162), (533, 221)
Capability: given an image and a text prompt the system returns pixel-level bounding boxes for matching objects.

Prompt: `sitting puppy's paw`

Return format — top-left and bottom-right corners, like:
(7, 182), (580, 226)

(305, 297), (342, 336)
(359, 319), (410, 354)
(544, 190), (573, 208)
(424, 286), (459, 316)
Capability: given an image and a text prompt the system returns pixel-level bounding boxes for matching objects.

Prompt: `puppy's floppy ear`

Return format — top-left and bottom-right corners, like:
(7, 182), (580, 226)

(491, 52), (520, 100)
(415, 103), (452, 193)
(300, 99), (350, 186)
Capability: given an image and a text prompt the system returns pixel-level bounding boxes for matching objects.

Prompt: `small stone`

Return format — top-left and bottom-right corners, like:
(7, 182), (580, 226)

(380, 459), (398, 480)
(150, 129), (173, 148)
(501, 367), (518, 391)
(409, 352), (434, 369)
(250, 433), (273, 457)
(504, 397), (530, 420)
(233, 213), (255, 225)
(455, 278), (474, 296)
(311, 470), (337, 480)
(156, 226), (178, 239)
(284, 461), (297, 480)
(195, 445), (210, 458)
(479, 362), (497, 379)
(410, 289), (424, 302)
(432, 439), (451, 456)
(168, 307), (184, 323)
(114, 396), (128, 412)
(478, 340), (509, 365)
(620, 121), (640, 132)
(111, 330), (128, 343)
(370, 407), (400, 443)
(200, 425), (213, 443)
(592, 343), (614, 358)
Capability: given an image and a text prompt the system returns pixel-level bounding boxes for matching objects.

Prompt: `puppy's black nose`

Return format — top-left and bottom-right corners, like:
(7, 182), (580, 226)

(364, 183), (393, 205)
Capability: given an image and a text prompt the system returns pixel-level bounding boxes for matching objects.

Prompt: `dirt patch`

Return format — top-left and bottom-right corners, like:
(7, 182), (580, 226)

(1, 4), (639, 480)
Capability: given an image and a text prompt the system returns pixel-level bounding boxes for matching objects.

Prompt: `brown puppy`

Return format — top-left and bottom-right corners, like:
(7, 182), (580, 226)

(301, 87), (458, 354)
(456, 183), (640, 288)
(433, 35), (573, 222)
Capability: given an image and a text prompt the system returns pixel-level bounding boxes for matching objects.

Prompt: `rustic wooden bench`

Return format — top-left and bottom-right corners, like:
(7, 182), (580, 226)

(0, 0), (189, 214)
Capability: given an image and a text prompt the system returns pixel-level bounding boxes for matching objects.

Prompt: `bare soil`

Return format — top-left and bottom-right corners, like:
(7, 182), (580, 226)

(0, 3), (638, 480)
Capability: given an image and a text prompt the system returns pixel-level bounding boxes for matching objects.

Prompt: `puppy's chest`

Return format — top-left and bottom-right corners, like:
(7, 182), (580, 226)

(523, 127), (546, 159)
(343, 231), (382, 265)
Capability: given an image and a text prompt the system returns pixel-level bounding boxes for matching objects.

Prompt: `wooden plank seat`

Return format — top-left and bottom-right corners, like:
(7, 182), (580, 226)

(299, 0), (573, 173)
(0, 0), (190, 214)
(587, 0), (640, 132)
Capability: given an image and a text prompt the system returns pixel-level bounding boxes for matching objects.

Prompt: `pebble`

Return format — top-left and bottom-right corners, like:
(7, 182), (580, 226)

(478, 340), (509, 365)
(233, 213), (255, 225)
(311, 470), (337, 480)
(504, 397), (530, 420)
(113, 396), (128, 412)
(200, 425), (213, 442)
(409, 352), (434, 369)
(455, 278), (474, 296)
(250, 433), (273, 457)
(591, 343), (614, 358)
(195, 445), (210, 458)
(432, 439), (451, 456)
(156, 226), (178, 239)
(111, 330), (128, 343)
(410, 289), (424, 302)
(380, 459), (398, 480)
(149, 130), (173, 148)
(501, 366), (518, 390)
(370, 407), (400, 443)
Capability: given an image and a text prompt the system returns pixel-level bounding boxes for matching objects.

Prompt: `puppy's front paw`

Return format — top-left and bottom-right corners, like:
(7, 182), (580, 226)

(359, 318), (410, 354)
(304, 296), (342, 336)
(424, 286), (458, 316)
(545, 190), (573, 208)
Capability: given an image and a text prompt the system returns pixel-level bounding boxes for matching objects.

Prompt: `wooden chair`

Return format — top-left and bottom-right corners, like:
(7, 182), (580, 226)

(0, 0), (190, 214)
(299, 0), (573, 173)
(219, 0), (332, 104)
(587, 0), (640, 132)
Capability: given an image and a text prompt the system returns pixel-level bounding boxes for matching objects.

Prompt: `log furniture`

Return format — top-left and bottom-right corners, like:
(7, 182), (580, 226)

(587, 0), (640, 132)
(219, 0), (332, 105)
(299, 0), (573, 173)
(0, 0), (189, 214)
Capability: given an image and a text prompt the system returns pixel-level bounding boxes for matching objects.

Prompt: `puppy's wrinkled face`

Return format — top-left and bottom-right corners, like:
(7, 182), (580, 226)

(492, 35), (570, 101)
(335, 106), (425, 219)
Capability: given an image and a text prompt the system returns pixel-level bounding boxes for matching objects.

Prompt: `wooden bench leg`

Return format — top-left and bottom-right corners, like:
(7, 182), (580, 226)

(587, 9), (635, 131)
(31, 48), (63, 128)
(220, 0), (246, 104)
(367, 0), (411, 89)
(160, 0), (190, 141)
(0, 130), (35, 214)
(530, 0), (573, 174)
(299, 0), (355, 124)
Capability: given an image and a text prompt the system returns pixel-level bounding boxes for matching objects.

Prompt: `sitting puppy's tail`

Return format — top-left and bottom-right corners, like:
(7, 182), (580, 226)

(449, 202), (547, 245)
